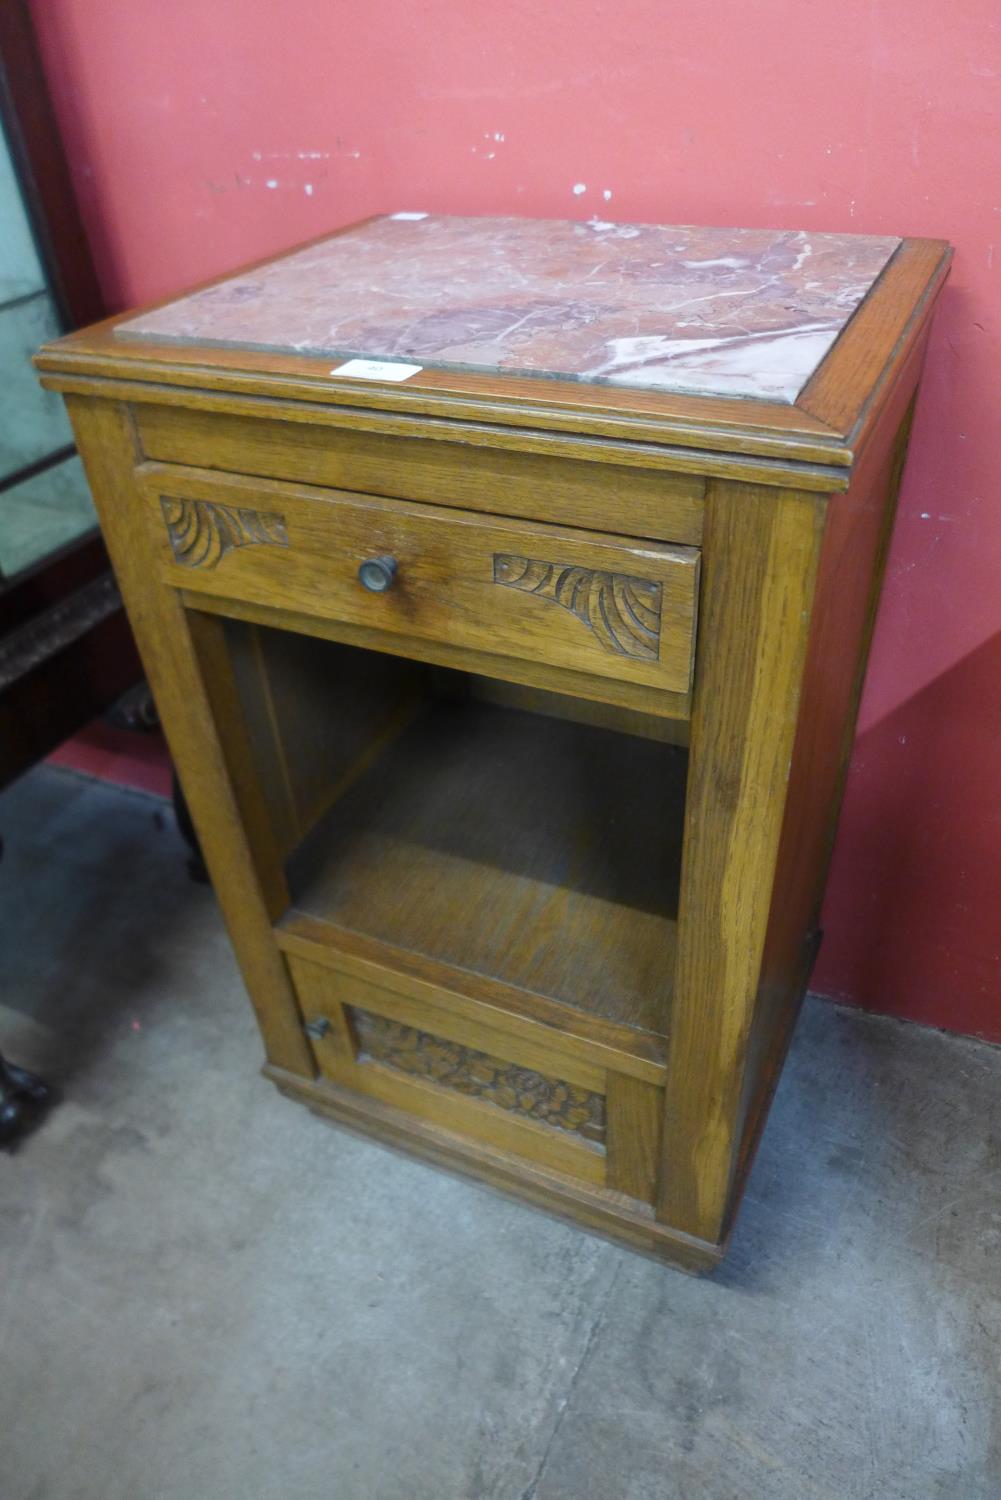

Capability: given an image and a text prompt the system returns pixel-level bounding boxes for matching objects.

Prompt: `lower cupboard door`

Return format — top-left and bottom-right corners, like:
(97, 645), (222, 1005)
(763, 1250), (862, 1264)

(287, 953), (621, 1189)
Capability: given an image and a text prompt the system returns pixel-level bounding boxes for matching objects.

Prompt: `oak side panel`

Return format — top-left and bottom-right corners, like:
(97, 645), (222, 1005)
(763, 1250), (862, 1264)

(217, 622), (300, 857)
(730, 393), (919, 1209)
(64, 395), (314, 1077)
(181, 609), (289, 918)
(659, 479), (827, 1245)
(224, 622), (429, 859)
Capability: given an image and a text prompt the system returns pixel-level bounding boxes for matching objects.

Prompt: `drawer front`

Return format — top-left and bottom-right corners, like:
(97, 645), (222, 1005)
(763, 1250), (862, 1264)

(140, 464), (700, 695)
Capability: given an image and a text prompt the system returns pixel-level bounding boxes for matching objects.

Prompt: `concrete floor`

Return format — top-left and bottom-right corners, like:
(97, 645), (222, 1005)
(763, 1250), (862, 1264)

(1, 765), (999, 1500)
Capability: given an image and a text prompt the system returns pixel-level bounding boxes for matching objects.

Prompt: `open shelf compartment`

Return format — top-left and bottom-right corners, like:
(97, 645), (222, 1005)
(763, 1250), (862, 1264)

(218, 619), (688, 1063)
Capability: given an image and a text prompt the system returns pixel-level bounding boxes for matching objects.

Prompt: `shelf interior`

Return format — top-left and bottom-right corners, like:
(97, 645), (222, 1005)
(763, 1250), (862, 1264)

(285, 697), (686, 1038)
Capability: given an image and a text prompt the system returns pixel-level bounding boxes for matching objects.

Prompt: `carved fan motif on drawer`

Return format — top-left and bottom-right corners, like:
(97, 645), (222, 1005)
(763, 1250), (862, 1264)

(160, 496), (289, 569)
(492, 553), (662, 659)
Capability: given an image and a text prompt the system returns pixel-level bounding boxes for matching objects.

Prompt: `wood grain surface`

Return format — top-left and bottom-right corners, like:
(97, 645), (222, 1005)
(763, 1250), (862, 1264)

(660, 481), (827, 1244)
(286, 699), (687, 1036)
(139, 464), (700, 696)
(280, 924), (668, 1083)
(64, 398), (314, 1077)
(135, 403), (707, 543)
(39, 218), (948, 1265)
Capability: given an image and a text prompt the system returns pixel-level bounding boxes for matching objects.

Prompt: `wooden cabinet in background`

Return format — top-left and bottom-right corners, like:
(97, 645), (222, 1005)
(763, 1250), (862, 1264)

(36, 215), (950, 1269)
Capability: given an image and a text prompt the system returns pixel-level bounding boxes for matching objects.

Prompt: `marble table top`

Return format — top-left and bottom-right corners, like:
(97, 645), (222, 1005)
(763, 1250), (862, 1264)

(117, 215), (900, 403)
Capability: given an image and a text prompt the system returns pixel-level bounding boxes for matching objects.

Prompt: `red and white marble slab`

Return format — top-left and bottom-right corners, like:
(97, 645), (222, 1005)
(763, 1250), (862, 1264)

(117, 214), (900, 403)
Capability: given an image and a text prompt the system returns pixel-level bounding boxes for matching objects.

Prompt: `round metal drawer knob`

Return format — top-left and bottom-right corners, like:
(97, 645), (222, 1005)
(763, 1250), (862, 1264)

(358, 555), (398, 593)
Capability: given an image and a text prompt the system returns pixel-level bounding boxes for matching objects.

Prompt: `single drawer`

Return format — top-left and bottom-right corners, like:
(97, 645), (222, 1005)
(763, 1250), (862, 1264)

(139, 463), (700, 695)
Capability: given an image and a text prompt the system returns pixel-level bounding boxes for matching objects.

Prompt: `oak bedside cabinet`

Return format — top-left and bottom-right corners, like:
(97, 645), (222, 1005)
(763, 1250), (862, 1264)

(36, 216), (950, 1271)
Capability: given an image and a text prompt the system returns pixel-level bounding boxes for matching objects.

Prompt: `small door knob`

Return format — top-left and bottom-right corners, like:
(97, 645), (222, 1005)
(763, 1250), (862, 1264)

(358, 555), (398, 593)
(304, 1017), (330, 1040)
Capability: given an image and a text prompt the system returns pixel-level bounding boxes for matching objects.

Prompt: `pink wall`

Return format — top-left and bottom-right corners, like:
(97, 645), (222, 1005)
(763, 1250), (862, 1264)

(32, 0), (1001, 1040)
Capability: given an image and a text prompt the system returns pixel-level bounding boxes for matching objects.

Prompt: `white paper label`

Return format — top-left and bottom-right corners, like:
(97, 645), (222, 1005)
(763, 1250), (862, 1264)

(331, 359), (423, 382)
(389, 211), (428, 220)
